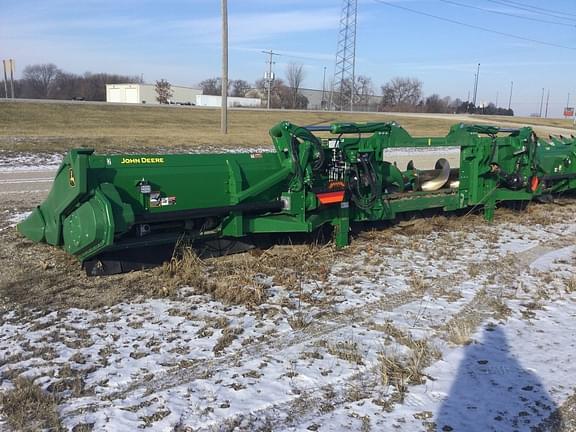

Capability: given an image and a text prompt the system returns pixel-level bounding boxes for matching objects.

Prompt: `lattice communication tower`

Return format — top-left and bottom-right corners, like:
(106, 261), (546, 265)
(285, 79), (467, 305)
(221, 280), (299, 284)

(332, 0), (357, 111)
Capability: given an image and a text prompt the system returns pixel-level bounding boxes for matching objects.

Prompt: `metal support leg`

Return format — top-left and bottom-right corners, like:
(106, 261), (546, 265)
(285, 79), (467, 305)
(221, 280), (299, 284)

(333, 204), (350, 248)
(483, 199), (495, 222)
(222, 212), (244, 237)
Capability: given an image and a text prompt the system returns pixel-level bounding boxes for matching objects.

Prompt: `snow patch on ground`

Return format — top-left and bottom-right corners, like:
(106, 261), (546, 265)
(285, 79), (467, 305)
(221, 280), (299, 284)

(0, 152), (63, 171)
(1, 208), (575, 431)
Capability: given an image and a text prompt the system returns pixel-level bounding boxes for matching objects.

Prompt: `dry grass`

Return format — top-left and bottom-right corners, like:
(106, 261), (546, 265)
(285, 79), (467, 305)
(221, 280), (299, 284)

(158, 242), (333, 308)
(287, 312), (311, 330)
(0, 376), (63, 431)
(161, 245), (213, 294)
(379, 353), (410, 395)
(1, 102), (569, 153)
(446, 320), (475, 345)
(213, 327), (244, 354)
(408, 273), (429, 294)
(481, 115), (575, 129)
(565, 277), (576, 294)
(467, 262), (482, 278)
(377, 324), (440, 400)
(0, 101), (525, 153)
(160, 244), (267, 306)
(326, 340), (364, 365)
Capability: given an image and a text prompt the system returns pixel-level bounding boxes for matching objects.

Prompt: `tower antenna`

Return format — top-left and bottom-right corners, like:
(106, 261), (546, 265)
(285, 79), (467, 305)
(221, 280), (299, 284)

(332, 0), (358, 111)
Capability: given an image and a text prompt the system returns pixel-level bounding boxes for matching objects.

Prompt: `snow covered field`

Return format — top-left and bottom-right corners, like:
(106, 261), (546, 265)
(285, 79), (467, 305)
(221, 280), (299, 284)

(1, 199), (575, 431)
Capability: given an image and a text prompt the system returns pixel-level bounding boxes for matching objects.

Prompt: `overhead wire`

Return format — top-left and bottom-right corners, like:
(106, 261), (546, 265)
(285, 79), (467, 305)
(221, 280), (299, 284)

(270, 51), (328, 64)
(438, 0), (576, 28)
(483, 0), (576, 21)
(372, 0), (576, 51)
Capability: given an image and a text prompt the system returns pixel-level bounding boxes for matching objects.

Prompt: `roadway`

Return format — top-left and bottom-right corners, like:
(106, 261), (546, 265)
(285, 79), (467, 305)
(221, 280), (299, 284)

(0, 168), (56, 197)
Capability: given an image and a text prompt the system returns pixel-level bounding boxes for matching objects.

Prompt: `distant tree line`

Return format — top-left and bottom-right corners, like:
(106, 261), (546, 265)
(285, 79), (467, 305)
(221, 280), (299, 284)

(378, 76), (513, 116)
(5, 63), (513, 116)
(198, 62), (310, 109)
(3, 63), (141, 101)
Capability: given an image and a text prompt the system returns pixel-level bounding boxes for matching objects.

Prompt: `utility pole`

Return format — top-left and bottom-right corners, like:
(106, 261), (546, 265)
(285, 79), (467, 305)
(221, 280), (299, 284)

(545, 89), (550, 118)
(539, 87), (545, 117)
(321, 66), (327, 109)
(2, 60), (8, 99)
(495, 91), (499, 108)
(472, 63), (480, 107)
(508, 81), (513, 110)
(8, 59), (15, 99)
(221, 0), (228, 134)
(262, 50), (279, 110)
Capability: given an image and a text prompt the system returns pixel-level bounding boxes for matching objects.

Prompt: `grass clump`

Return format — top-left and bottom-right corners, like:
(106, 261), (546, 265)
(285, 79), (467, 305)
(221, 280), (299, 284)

(161, 245), (211, 294)
(160, 242), (333, 308)
(565, 276), (576, 294)
(327, 340), (364, 365)
(213, 327), (244, 354)
(0, 377), (63, 431)
(378, 338), (440, 401)
(447, 320), (474, 345)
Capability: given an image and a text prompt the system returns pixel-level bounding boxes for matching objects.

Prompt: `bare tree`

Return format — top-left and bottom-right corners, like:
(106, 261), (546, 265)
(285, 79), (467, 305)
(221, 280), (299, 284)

(199, 77), (231, 96)
(331, 78), (351, 111)
(21, 63), (61, 98)
(80, 72), (141, 101)
(286, 63), (305, 109)
(231, 79), (251, 97)
(200, 78), (220, 95)
(52, 71), (82, 99)
(255, 78), (302, 109)
(424, 94), (448, 113)
(155, 79), (173, 104)
(354, 75), (374, 111)
(13, 63), (140, 100)
(380, 77), (423, 112)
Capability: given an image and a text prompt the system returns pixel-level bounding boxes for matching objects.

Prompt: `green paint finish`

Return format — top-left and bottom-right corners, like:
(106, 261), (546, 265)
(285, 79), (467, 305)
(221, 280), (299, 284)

(18, 121), (576, 262)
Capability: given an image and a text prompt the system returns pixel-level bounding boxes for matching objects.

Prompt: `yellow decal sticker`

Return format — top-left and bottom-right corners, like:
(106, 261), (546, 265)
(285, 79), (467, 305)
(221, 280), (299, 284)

(68, 168), (76, 187)
(120, 157), (165, 165)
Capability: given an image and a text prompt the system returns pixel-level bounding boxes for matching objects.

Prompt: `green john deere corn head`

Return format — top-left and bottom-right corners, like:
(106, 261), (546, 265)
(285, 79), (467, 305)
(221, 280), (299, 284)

(18, 121), (576, 274)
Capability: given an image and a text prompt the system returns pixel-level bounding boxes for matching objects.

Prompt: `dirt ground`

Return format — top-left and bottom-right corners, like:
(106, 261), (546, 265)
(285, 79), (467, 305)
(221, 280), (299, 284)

(1, 102), (575, 429)
(1, 181), (576, 430)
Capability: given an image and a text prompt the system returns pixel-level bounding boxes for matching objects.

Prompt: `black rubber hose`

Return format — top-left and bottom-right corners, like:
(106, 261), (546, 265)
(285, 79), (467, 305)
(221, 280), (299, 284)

(362, 156), (379, 207)
(290, 135), (304, 189)
(293, 127), (326, 171)
(350, 154), (379, 210)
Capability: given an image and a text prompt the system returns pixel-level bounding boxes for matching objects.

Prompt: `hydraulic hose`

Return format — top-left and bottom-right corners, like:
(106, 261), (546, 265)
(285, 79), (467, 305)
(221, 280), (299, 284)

(350, 153), (380, 210)
(292, 127), (326, 171)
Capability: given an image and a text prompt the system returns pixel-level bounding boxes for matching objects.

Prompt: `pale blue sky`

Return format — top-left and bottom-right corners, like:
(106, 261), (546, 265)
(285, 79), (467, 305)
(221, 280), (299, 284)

(1, 0), (575, 116)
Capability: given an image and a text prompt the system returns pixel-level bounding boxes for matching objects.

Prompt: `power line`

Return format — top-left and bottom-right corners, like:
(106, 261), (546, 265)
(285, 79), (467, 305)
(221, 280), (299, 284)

(484, 0), (576, 21)
(372, 0), (576, 51)
(270, 52), (326, 63)
(438, 0), (575, 28)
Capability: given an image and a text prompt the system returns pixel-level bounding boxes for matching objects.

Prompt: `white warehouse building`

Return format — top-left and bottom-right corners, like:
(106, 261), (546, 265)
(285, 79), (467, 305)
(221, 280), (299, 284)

(195, 94), (261, 108)
(106, 84), (202, 105)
